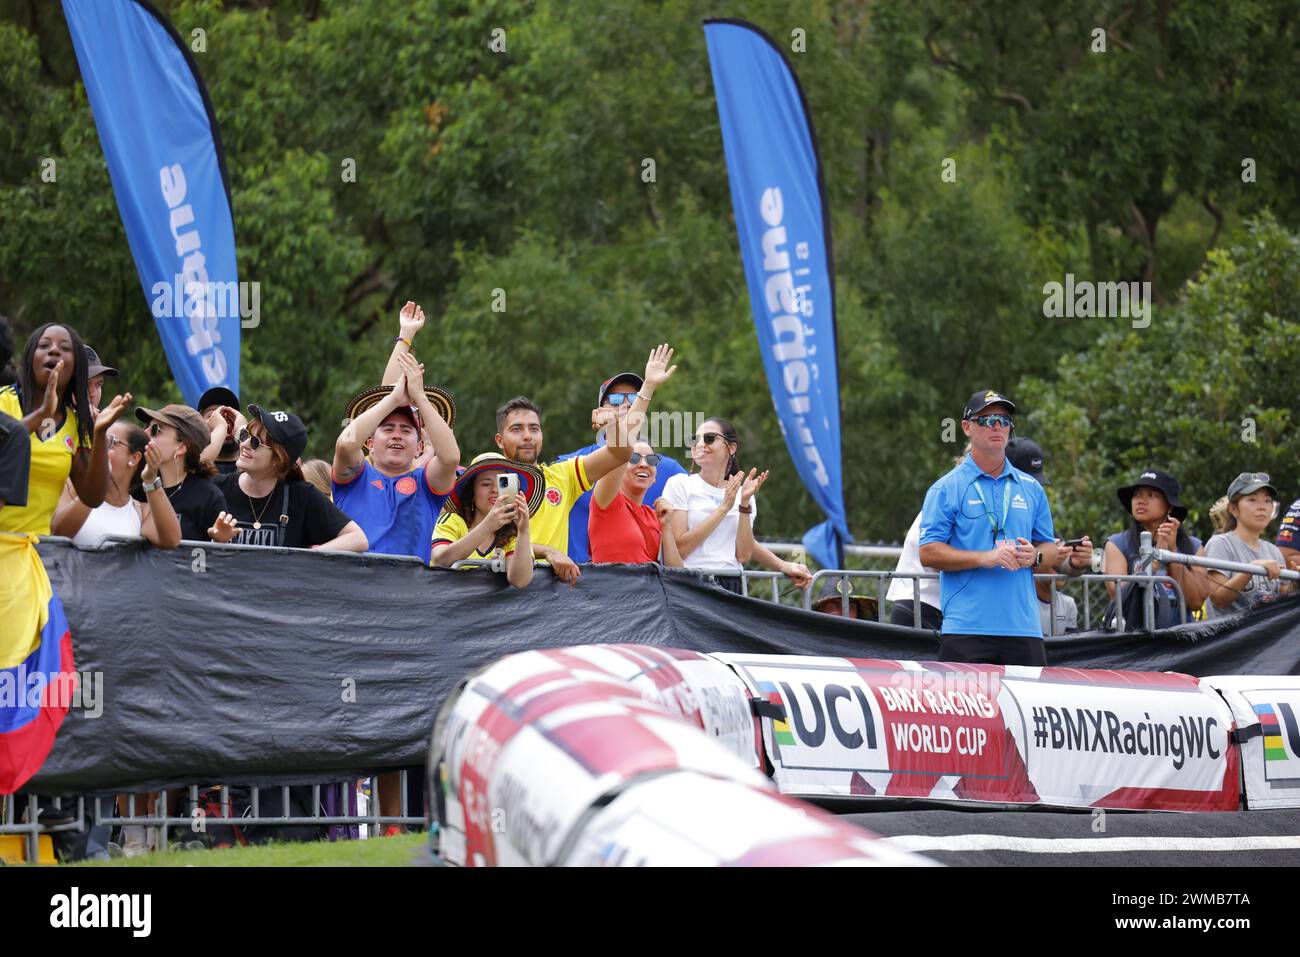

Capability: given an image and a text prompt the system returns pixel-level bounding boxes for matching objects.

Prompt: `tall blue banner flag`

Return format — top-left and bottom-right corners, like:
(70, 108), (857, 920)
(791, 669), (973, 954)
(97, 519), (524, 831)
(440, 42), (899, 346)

(703, 19), (849, 568)
(63, 0), (239, 407)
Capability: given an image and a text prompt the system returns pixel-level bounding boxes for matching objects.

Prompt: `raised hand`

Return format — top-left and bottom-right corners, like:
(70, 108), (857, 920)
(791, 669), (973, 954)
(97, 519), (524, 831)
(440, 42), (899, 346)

(654, 496), (674, 528)
(94, 392), (131, 434)
(397, 350), (426, 403)
(740, 468), (768, 505)
(398, 301), (426, 340)
(642, 343), (677, 391)
(487, 492), (516, 530)
(592, 406), (618, 433)
(208, 511), (238, 543)
(513, 491), (530, 533)
(721, 471), (744, 510)
(39, 359), (63, 420)
(140, 441), (164, 485)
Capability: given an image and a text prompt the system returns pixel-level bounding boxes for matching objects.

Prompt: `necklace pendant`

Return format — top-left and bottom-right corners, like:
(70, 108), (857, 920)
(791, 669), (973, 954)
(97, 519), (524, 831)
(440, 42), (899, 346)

(253, 521), (261, 530)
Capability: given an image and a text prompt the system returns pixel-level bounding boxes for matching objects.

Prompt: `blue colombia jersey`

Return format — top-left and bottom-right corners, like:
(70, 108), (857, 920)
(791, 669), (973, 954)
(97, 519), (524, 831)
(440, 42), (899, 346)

(332, 461), (450, 563)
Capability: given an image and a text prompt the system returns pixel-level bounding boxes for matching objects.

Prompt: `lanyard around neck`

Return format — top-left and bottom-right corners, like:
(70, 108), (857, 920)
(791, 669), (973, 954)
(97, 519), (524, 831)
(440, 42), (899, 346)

(974, 473), (1012, 535)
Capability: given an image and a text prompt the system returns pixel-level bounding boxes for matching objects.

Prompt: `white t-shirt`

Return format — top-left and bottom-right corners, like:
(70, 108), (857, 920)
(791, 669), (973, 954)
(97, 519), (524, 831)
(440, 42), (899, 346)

(886, 511), (942, 608)
(1038, 590), (1079, 636)
(71, 497), (142, 547)
(662, 472), (756, 572)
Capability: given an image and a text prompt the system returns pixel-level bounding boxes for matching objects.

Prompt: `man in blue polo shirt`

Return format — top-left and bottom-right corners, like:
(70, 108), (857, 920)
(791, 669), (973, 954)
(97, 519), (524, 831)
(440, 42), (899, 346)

(332, 350), (460, 562)
(556, 369), (687, 563)
(918, 390), (1058, 665)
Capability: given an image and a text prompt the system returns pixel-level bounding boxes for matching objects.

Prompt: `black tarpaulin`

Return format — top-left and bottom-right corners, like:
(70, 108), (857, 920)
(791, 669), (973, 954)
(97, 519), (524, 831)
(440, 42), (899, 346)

(24, 538), (1300, 793)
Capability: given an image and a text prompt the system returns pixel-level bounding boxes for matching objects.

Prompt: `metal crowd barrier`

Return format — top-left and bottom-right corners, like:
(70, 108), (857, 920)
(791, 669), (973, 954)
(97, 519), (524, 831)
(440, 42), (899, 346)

(2, 773), (425, 864)
(799, 568), (1191, 633)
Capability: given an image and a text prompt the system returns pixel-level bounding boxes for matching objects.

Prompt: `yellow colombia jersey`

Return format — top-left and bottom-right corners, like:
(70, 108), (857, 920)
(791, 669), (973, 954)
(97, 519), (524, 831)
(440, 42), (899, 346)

(0, 387), (84, 536)
(431, 510), (517, 562)
(529, 458), (590, 554)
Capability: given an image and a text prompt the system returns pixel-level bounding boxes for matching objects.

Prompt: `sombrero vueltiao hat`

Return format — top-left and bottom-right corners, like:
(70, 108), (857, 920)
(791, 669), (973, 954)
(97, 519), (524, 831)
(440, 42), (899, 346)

(447, 453), (546, 516)
(344, 384), (456, 432)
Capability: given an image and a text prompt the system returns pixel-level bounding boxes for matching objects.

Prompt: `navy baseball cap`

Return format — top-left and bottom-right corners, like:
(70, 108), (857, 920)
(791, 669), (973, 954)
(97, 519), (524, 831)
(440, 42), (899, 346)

(597, 372), (643, 406)
(963, 389), (1016, 420)
(198, 386), (240, 412)
(1006, 437), (1049, 485)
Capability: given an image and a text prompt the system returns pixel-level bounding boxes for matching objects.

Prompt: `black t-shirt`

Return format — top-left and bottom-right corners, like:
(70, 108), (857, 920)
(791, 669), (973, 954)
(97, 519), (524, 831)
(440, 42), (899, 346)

(132, 473), (227, 542)
(212, 472), (352, 548)
(0, 411), (30, 507)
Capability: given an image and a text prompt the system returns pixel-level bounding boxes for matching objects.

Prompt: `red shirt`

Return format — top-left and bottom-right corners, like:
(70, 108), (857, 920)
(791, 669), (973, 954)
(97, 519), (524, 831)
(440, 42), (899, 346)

(589, 490), (661, 563)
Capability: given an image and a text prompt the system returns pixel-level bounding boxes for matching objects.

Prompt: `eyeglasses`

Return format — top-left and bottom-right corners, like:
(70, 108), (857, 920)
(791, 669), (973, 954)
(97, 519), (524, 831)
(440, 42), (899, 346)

(604, 393), (638, 407)
(629, 452), (661, 466)
(106, 434), (125, 451)
(688, 432), (723, 447)
(971, 414), (1014, 429)
(237, 428), (263, 451)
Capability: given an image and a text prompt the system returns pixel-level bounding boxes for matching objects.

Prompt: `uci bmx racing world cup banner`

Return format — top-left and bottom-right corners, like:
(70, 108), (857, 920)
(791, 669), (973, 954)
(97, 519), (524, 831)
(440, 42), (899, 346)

(704, 20), (849, 568)
(715, 655), (1240, 812)
(63, 0), (239, 407)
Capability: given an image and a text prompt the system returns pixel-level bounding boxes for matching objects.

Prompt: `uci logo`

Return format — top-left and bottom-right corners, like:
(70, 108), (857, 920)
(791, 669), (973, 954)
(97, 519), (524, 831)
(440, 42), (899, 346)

(271, 411), (288, 423)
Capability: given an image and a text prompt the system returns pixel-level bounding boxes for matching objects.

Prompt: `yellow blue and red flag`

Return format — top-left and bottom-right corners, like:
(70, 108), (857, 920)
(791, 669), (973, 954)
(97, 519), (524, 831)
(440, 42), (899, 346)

(0, 533), (76, 794)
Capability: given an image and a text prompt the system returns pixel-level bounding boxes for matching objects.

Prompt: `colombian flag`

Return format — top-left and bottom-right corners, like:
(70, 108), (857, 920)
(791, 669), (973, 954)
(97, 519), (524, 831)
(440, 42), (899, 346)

(0, 533), (75, 793)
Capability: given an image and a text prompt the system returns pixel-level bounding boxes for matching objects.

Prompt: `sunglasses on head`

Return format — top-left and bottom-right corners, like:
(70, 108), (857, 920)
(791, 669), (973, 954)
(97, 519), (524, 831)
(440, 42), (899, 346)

(689, 432), (724, 447)
(971, 413), (1014, 429)
(629, 452), (661, 466)
(237, 427), (263, 451)
(604, 393), (637, 407)
(1235, 471), (1271, 485)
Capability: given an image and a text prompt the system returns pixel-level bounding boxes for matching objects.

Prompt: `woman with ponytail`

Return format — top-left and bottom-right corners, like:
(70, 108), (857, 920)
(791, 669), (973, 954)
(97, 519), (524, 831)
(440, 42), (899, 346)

(662, 417), (812, 594)
(52, 421), (181, 548)
(0, 323), (129, 535)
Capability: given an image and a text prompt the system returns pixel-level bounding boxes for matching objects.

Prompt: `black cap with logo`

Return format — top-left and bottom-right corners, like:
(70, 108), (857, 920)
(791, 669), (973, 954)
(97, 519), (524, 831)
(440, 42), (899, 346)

(248, 405), (308, 462)
(963, 389), (1016, 420)
(1006, 437), (1049, 486)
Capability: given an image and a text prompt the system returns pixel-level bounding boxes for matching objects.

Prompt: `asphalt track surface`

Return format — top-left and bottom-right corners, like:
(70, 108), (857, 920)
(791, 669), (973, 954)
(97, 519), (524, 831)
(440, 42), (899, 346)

(840, 808), (1300, 866)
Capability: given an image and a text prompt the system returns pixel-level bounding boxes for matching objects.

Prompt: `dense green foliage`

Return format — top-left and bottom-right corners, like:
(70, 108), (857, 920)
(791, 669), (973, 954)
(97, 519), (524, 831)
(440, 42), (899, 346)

(1, 0), (1296, 548)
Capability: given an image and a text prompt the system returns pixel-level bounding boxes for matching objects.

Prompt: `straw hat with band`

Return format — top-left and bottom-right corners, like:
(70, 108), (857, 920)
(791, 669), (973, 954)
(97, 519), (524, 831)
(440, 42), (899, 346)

(447, 452), (545, 516)
(135, 404), (210, 453)
(811, 576), (879, 620)
(343, 384), (456, 433)
(1116, 469), (1188, 522)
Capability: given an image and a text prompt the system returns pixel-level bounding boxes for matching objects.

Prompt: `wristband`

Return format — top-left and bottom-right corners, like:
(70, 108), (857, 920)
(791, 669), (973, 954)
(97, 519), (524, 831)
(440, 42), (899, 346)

(738, 504), (753, 514)
(395, 336), (413, 349)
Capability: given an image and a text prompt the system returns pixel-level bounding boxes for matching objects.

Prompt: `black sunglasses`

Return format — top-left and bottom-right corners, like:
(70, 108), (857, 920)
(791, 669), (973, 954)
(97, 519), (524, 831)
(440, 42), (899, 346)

(629, 452), (661, 466)
(236, 428), (263, 451)
(146, 422), (169, 438)
(689, 432), (724, 447)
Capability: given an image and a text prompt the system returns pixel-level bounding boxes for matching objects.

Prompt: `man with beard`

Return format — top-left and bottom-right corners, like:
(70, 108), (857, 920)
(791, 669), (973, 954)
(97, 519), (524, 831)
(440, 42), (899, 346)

(332, 350), (460, 563)
(198, 385), (243, 475)
(495, 344), (676, 584)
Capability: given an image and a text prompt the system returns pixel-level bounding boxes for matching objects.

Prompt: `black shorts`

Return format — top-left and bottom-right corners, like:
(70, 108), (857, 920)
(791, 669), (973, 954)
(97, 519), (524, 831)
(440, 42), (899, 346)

(938, 633), (1047, 667)
(889, 601), (944, 632)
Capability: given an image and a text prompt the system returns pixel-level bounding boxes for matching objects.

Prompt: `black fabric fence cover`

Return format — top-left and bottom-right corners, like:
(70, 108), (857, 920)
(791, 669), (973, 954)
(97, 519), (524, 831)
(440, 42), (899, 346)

(26, 538), (1300, 793)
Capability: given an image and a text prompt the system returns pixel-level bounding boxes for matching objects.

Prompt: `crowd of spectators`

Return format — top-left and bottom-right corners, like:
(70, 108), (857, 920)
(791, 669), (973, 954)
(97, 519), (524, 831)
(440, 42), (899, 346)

(3, 311), (1297, 856)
